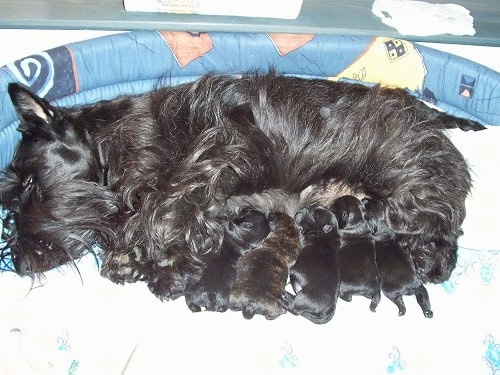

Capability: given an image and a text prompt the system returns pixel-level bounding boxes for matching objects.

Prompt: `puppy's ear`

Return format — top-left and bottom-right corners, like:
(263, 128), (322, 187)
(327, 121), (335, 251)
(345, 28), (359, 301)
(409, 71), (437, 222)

(8, 83), (60, 137)
(268, 212), (279, 231)
(294, 210), (305, 224)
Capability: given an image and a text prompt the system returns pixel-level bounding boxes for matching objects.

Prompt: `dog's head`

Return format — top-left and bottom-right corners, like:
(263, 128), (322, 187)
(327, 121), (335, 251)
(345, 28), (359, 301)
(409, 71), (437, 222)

(329, 195), (366, 229)
(329, 195), (372, 237)
(225, 207), (271, 253)
(0, 84), (113, 276)
(294, 206), (338, 236)
(362, 198), (394, 240)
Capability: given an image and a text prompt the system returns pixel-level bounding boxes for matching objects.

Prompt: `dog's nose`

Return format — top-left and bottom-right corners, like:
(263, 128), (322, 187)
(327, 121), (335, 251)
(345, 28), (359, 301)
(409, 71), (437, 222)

(12, 254), (31, 276)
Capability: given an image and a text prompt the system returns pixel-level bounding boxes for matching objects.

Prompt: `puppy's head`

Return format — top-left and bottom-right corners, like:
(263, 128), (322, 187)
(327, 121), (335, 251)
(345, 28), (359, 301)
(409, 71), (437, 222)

(362, 197), (394, 240)
(329, 195), (367, 230)
(0, 84), (107, 276)
(294, 206), (338, 236)
(225, 207), (271, 252)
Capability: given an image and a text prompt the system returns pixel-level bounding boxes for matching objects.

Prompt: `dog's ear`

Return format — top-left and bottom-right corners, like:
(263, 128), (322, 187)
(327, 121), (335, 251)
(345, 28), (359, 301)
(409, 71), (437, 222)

(293, 208), (309, 225)
(8, 83), (60, 138)
(268, 212), (279, 231)
(227, 103), (255, 126)
(294, 209), (305, 225)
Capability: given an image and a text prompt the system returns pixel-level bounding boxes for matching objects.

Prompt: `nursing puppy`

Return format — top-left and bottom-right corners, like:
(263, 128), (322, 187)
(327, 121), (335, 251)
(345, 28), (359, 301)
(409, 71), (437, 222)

(1, 74), (485, 300)
(363, 198), (433, 318)
(184, 207), (271, 313)
(284, 206), (341, 324)
(229, 212), (301, 320)
(330, 195), (381, 312)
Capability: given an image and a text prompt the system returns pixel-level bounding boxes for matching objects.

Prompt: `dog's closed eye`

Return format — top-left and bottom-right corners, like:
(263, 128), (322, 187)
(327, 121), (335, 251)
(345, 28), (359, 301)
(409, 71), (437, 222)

(322, 224), (333, 233)
(22, 175), (33, 189)
(241, 222), (254, 229)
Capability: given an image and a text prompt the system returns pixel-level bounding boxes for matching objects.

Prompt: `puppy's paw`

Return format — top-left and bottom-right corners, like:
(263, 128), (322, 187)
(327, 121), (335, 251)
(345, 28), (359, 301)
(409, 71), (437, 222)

(229, 290), (285, 320)
(340, 293), (353, 302)
(283, 291), (296, 312)
(423, 309), (434, 318)
(185, 286), (230, 313)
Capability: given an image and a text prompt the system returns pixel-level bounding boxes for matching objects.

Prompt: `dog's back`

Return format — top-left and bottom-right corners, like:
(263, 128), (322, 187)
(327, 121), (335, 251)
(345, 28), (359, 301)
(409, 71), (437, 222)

(285, 206), (341, 324)
(229, 211), (300, 320)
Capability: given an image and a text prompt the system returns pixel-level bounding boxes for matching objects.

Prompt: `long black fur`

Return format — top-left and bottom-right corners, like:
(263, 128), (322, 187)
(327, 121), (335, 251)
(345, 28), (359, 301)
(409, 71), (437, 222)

(0, 73), (485, 300)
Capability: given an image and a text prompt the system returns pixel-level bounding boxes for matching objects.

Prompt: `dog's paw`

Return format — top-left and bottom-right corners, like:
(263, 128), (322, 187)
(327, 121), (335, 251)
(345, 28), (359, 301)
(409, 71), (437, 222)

(423, 309), (434, 318)
(282, 291), (296, 312)
(284, 291), (336, 324)
(146, 268), (189, 301)
(185, 286), (230, 312)
(100, 251), (144, 284)
(229, 290), (285, 320)
(339, 293), (353, 302)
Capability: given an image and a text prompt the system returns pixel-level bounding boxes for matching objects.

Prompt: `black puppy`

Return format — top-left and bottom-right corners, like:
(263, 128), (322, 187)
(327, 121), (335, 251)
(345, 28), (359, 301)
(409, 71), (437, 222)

(330, 195), (381, 312)
(363, 198), (433, 318)
(284, 206), (341, 324)
(184, 207), (271, 313)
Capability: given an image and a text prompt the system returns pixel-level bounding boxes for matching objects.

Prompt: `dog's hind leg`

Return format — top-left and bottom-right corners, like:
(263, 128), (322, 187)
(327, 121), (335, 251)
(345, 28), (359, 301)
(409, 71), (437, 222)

(384, 292), (407, 316)
(369, 289), (382, 312)
(283, 290), (297, 313)
(415, 285), (434, 318)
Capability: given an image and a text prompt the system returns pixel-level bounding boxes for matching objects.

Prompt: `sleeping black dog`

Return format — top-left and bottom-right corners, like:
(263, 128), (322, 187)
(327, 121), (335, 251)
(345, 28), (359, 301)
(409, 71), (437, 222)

(330, 195), (381, 312)
(363, 198), (433, 318)
(284, 205), (341, 324)
(184, 207), (271, 313)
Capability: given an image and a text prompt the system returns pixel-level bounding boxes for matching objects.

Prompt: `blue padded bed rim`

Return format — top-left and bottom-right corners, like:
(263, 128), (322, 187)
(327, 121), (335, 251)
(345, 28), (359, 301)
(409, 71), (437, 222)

(0, 30), (499, 170)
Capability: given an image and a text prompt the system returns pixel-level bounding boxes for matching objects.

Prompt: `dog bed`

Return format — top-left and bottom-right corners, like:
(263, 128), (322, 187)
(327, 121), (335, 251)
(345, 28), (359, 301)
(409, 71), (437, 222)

(0, 31), (499, 374)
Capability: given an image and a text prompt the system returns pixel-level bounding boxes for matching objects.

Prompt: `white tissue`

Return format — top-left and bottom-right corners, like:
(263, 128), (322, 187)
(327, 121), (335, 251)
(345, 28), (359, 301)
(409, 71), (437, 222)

(372, 0), (476, 36)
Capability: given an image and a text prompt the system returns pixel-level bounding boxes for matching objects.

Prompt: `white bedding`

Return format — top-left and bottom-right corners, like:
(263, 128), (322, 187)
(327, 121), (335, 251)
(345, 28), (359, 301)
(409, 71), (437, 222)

(0, 125), (499, 375)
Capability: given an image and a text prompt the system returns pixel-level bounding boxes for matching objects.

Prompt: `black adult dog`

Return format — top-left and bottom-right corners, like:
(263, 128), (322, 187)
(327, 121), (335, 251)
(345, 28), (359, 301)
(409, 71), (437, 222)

(0, 73), (485, 301)
(364, 198), (433, 318)
(330, 195), (382, 312)
(284, 206), (341, 324)
(184, 207), (271, 313)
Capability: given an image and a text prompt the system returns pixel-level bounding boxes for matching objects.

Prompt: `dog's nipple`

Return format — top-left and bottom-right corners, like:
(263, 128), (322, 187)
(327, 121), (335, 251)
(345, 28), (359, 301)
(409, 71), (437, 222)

(319, 106), (332, 119)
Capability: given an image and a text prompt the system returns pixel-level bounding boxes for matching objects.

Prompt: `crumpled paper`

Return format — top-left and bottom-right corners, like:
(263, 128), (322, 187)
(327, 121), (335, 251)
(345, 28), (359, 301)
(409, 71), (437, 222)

(372, 0), (476, 36)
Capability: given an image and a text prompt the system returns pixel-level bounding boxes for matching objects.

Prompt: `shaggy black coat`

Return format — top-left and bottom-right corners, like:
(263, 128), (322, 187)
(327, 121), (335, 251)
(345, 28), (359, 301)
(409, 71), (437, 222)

(0, 73), (485, 300)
